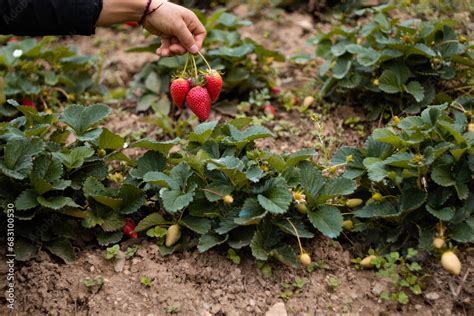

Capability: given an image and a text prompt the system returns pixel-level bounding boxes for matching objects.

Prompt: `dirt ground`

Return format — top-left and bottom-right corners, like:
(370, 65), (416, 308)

(3, 237), (473, 315)
(1, 5), (473, 316)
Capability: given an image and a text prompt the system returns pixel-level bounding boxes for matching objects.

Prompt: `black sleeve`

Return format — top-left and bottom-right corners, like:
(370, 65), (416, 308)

(0, 0), (103, 36)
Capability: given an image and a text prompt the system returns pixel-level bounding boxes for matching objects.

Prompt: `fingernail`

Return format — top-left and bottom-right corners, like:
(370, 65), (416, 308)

(190, 45), (199, 54)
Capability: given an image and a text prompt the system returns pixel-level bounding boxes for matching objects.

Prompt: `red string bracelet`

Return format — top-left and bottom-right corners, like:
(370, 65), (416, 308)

(139, 0), (166, 25)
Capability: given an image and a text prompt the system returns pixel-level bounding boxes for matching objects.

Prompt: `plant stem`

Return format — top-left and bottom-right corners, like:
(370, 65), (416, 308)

(200, 188), (223, 197)
(181, 54), (189, 77)
(191, 55), (198, 78)
(197, 51), (212, 71)
(287, 219), (304, 255)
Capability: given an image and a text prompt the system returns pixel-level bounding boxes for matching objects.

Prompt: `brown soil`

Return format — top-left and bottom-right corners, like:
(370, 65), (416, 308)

(2, 6), (473, 316)
(4, 238), (473, 315)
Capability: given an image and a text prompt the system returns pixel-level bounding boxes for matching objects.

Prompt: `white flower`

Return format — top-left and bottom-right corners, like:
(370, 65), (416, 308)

(13, 49), (23, 58)
(123, 142), (129, 149)
(292, 191), (306, 204)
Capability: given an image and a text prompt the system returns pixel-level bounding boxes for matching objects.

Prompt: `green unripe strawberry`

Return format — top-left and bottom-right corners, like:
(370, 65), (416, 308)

(342, 220), (354, 231)
(165, 224), (181, 247)
(345, 198), (363, 208)
(296, 203), (308, 214)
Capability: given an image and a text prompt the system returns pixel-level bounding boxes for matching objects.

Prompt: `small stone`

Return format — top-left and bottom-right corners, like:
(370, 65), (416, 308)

(330, 294), (338, 301)
(425, 292), (440, 300)
(371, 282), (387, 296)
(266, 302), (287, 316)
(249, 299), (256, 306)
(415, 304), (423, 310)
(114, 257), (126, 272)
(89, 265), (95, 272)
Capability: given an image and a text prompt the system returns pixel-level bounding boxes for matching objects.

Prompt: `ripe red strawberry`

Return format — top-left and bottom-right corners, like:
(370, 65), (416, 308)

(20, 98), (36, 109)
(204, 70), (222, 103)
(170, 78), (191, 109)
(271, 87), (282, 95)
(186, 86), (211, 121)
(294, 96), (299, 105)
(262, 104), (276, 117)
(123, 219), (138, 238)
(126, 22), (139, 27)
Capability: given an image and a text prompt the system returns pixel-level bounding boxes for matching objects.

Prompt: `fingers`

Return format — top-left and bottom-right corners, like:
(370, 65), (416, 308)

(157, 36), (172, 56)
(185, 14), (206, 50)
(173, 21), (199, 54)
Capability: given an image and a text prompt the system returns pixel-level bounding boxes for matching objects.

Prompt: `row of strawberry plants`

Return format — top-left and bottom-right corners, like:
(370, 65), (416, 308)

(1, 101), (472, 268)
(312, 3), (473, 119)
(0, 37), (105, 117)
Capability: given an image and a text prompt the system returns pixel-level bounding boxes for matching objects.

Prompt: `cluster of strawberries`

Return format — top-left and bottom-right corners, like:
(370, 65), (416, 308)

(170, 54), (222, 121)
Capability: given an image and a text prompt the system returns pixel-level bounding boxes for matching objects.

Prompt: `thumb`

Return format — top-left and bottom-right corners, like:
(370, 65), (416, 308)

(174, 22), (199, 54)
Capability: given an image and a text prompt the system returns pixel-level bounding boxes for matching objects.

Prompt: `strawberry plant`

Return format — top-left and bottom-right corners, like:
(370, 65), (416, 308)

(128, 10), (284, 112)
(0, 102), (146, 262)
(313, 4), (473, 119)
(334, 102), (474, 251)
(132, 119), (357, 265)
(0, 37), (105, 117)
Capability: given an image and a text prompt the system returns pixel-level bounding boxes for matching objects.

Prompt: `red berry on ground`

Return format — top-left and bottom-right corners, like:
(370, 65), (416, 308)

(262, 104), (276, 117)
(126, 22), (139, 27)
(294, 96), (299, 105)
(186, 86), (212, 121)
(271, 87), (282, 95)
(20, 98), (36, 109)
(204, 70), (223, 103)
(170, 78), (191, 109)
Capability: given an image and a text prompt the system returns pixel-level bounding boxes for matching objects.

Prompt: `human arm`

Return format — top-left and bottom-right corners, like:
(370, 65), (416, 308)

(0, 0), (206, 56)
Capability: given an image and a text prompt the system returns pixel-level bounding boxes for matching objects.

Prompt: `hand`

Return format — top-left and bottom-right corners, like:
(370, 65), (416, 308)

(144, 1), (206, 57)
(96, 0), (206, 57)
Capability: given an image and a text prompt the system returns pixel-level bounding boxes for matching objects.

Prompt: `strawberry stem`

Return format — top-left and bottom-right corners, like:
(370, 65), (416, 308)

(181, 54), (189, 78)
(191, 54), (199, 79)
(287, 218), (304, 255)
(197, 51), (212, 72)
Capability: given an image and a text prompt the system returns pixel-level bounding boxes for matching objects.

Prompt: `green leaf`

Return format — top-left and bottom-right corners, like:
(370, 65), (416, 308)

(400, 188), (427, 213)
(180, 215), (210, 234)
(135, 212), (167, 232)
(15, 239), (39, 261)
(235, 198), (267, 225)
(131, 138), (180, 155)
(250, 220), (282, 261)
(96, 231), (123, 246)
(448, 222), (474, 243)
(286, 149), (318, 166)
(320, 177), (356, 198)
(204, 182), (233, 202)
(354, 201), (399, 218)
(356, 47), (380, 66)
(44, 239), (76, 264)
(333, 54), (352, 79)
(61, 104), (111, 135)
(93, 195), (122, 211)
(0, 137), (45, 179)
(129, 151), (166, 179)
(197, 233), (228, 252)
(160, 186), (196, 213)
(146, 226), (168, 238)
(189, 121), (218, 144)
(431, 166), (455, 187)
(101, 212), (125, 232)
(308, 206), (343, 238)
(257, 177), (292, 214)
(227, 125), (273, 148)
(99, 128), (124, 150)
(53, 146), (94, 170)
(299, 162), (325, 200)
(271, 244), (298, 267)
(37, 196), (78, 210)
(276, 218), (314, 238)
(426, 205), (454, 221)
(15, 189), (39, 210)
(405, 81), (425, 102)
(118, 184), (145, 214)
